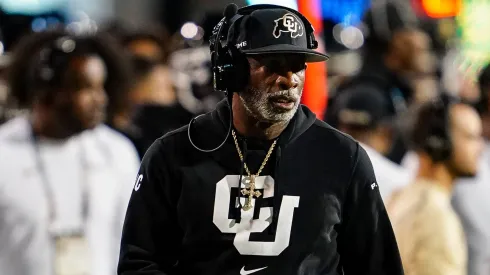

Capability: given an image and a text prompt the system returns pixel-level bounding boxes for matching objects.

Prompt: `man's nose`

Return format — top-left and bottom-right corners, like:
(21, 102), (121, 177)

(276, 71), (298, 90)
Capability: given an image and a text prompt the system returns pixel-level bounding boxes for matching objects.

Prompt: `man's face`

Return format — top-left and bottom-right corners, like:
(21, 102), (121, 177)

(239, 54), (306, 122)
(56, 55), (107, 133)
(448, 104), (484, 178)
(391, 29), (434, 75)
(127, 39), (163, 61)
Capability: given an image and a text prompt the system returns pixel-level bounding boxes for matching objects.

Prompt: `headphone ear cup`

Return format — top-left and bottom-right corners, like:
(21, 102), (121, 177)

(211, 51), (222, 91)
(439, 130), (452, 162)
(211, 43), (234, 93)
(424, 134), (451, 162)
(424, 105), (452, 162)
(220, 47), (234, 91)
(227, 46), (249, 92)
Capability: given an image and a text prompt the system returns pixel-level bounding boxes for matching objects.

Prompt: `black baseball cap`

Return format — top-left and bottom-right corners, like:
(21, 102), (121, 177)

(228, 6), (329, 63)
(336, 87), (396, 128)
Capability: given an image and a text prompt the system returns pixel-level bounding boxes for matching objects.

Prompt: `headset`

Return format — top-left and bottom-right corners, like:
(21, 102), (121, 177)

(188, 3), (319, 152)
(421, 94), (455, 162)
(211, 4), (318, 95)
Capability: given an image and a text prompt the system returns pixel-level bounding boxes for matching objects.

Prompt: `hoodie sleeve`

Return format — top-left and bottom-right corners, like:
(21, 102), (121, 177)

(337, 144), (404, 275)
(118, 139), (183, 275)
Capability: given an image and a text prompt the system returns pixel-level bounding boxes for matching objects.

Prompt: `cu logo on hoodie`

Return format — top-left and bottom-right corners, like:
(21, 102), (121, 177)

(134, 174), (143, 191)
(213, 175), (300, 256)
(273, 13), (304, 39)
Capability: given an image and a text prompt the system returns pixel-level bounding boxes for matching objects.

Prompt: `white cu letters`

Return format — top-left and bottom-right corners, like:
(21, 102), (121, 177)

(134, 174), (143, 191)
(272, 13), (304, 39)
(213, 175), (300, 256)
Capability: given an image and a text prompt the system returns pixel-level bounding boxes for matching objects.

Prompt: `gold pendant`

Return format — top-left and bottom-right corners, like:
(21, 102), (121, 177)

(240, 175), (262, 211)
(242, 202), (253, 211)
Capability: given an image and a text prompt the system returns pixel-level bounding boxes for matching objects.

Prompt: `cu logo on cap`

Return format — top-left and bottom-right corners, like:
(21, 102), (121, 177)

(273, 13), (304, 39)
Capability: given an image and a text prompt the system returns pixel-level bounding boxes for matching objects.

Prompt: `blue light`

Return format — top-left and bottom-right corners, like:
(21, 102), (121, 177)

(321, 0), (370, 26)
(46, 17), (60, 26)
(31, 18), (47, 32)
(0, 0), (66, 14)
(246, 0), (298, 10)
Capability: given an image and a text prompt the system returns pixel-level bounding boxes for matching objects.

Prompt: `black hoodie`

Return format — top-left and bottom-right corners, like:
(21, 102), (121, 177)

(118, 100), (403, 275)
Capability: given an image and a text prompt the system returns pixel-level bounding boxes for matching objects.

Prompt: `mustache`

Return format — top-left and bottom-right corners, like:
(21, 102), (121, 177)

(267, 90), (300, 101)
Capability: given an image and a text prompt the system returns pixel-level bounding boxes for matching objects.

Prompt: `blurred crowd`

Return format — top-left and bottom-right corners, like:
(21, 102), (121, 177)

(0, 0), (489, 275)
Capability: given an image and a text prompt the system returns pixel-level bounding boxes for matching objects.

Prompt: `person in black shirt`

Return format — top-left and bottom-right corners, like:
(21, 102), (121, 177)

(118, 4), (403, 275)
(115, 55), (194, 158)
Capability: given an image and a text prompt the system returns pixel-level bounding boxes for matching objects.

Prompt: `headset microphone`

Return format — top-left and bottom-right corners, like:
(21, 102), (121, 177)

(223, 3), (238, 20)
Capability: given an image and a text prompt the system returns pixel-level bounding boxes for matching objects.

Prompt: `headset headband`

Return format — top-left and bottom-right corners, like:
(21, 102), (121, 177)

(211, 4), (317, 55)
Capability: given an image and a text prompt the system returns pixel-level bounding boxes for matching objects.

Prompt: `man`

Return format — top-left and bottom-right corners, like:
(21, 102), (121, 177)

(105, 26), (195, 159)
(326, 1), (436, 164)
(118, 4), (403, 275)
(110, 55), (193, 158)
(0, 30), (140, 275)
(335, 88), (411, 200)
(121, 25), (171, 64)
(387, 96), (484, 275)
(452, 63), (490, 275)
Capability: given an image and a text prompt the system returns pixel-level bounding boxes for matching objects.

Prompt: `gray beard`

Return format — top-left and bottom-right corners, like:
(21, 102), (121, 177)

(238, 87), (301, 123)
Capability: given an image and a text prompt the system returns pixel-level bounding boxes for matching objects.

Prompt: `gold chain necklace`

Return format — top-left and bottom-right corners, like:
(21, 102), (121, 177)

(232, 129), (277, 211)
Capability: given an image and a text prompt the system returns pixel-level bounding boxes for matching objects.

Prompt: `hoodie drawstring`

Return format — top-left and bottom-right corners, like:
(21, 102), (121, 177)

(235, 138), (247, 223)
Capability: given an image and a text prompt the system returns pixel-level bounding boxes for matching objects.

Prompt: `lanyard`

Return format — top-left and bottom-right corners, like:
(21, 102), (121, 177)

(30, 129), (90, 235)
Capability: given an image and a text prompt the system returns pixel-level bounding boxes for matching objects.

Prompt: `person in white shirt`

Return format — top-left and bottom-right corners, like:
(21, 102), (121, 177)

(334, 87), (411, 200)
(0, 30), (140, 275)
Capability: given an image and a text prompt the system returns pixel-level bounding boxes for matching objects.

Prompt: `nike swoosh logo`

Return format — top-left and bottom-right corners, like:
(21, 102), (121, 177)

(240, 266), (268, 275)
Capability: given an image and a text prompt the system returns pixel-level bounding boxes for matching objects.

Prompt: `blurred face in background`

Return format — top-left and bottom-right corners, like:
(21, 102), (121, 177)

(460, 77), (481, 103)
(390, 29), (435, 75)
(57, 55), (107, 133)
(130, 64), (176, 106)
(447, 104), (484, 178)
(126, 38), (163, 61)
